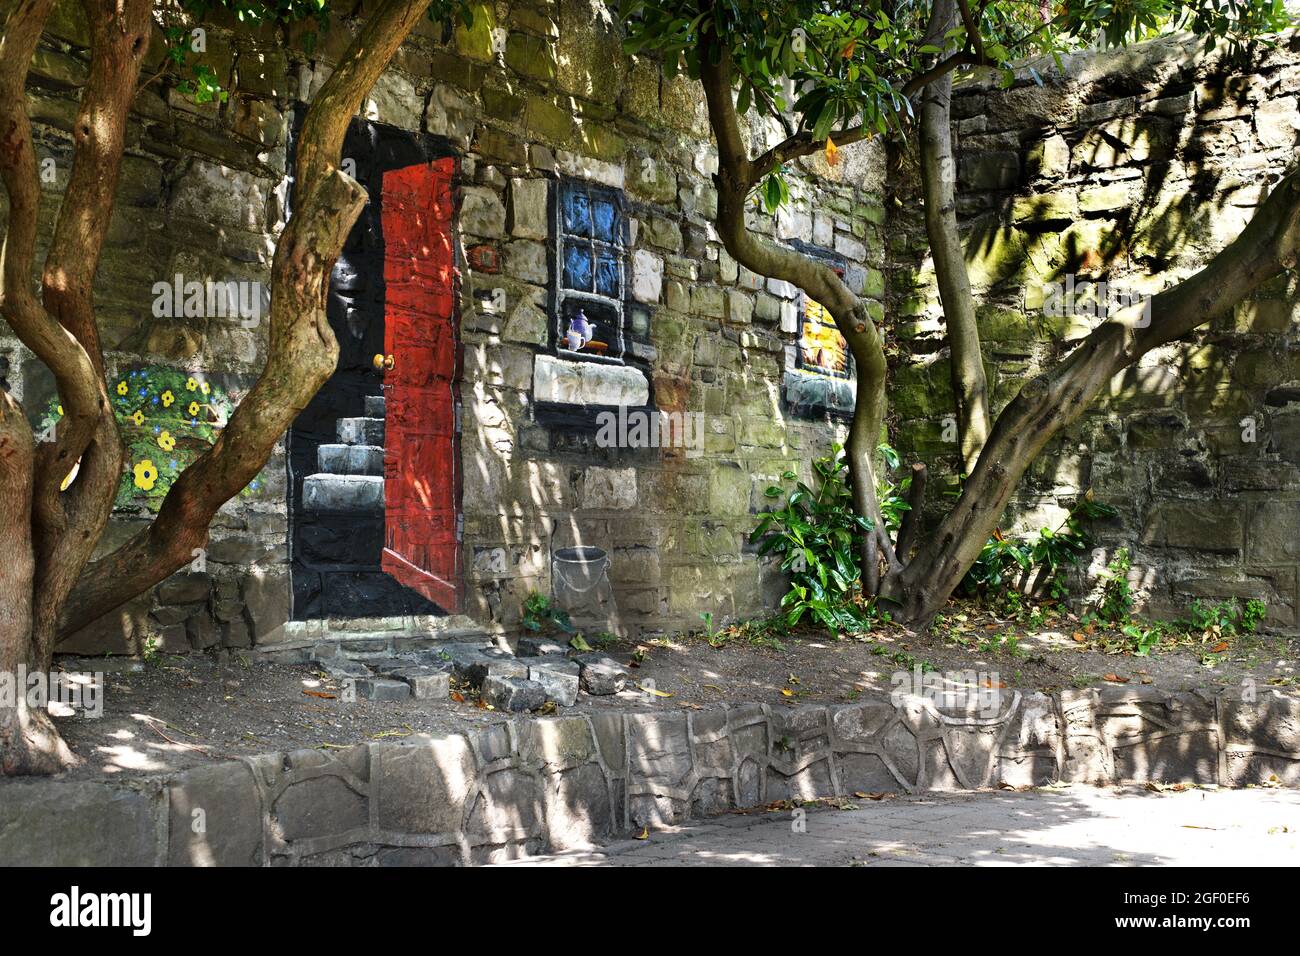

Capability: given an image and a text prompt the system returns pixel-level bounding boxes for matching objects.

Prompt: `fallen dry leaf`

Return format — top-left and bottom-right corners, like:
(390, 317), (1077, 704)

(1103, 673), (1129, 684)
(1210, 641), (1230, 653)
(302, 689), (336, 700)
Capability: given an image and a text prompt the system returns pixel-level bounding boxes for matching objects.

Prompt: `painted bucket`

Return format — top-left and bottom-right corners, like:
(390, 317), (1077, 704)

(551, 546), (619, 633)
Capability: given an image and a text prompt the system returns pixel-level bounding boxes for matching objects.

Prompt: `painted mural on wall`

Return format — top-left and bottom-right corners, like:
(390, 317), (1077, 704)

(287, 117), (457, 621)
(39, 365), (263, 509)
(555, 178), (628, 361)
(799, 294), (849, 378)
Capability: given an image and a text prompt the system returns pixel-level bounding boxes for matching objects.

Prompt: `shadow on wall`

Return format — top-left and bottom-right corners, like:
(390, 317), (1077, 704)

(898, 37), (1300, 625)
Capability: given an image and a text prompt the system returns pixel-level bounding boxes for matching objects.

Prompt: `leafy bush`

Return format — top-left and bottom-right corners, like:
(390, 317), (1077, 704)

(961, 494), (1117, 603)
(876, 443), (912, 538)
(1093, 547), (1135, 624)
(753, 444), (876, 631)
(1185, 597), (1267, 636)
(521, 592), (574, 635)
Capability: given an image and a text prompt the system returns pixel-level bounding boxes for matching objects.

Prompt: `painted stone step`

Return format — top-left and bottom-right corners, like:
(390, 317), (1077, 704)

(337, 416), (385, 446)
(302, 473), (384, 513)
(317, 443), (384, 476)
(364, 394), (386, 417)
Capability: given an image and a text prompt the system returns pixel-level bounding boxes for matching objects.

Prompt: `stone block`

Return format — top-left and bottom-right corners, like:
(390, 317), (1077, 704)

(632, 249), (663, 303)
(960, 150), (1020, 190)
(271, 757), (369, 843)
(508, 177), (548, 239)
(168, 762), (263, 866)
(0, 782), (160, 866)
(577, 654), (628, 695)
(322, 659), (372, 679)
(516, 636), (569, 657)
(532, 354), (650, 406)
(460, 186), (507, 238)
(1140, 501), (1243, 552)
(449, 648), (528, 688)
(1256, 96), (1300, 149)
(373, 737), (477, 835)
(581, 466), (637, 510)
(1247, 501), (1300, 563)
(505, 32), (556, 83)
(392, 667), (451, 700)
(483, 674), (547, 712)
(357, 678), (411, 701)
(529, 664), (580, 706)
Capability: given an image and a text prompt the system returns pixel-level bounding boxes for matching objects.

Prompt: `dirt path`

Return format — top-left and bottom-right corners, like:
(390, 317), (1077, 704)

(38, 604), (1299, 783)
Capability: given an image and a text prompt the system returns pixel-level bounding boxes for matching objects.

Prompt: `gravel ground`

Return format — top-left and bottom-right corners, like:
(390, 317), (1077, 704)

(39, 603), (1298, 782)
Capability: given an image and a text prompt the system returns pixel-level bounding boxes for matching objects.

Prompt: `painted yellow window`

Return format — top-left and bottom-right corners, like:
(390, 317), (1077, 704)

(800, 295), (848, 377)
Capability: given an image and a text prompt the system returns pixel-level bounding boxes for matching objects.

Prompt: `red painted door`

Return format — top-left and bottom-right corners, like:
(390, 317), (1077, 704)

(379, 157), (462, 612)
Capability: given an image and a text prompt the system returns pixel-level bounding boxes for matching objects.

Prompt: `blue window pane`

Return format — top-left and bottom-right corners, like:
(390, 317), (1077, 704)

(591, 199), (619, 242)
(595, 251), (620, 297)
(563, 242), (593, 291)
(562, 188), (591, 237)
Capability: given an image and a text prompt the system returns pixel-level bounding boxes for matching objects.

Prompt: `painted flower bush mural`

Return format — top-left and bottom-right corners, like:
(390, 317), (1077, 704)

(41, 365), (266, 509)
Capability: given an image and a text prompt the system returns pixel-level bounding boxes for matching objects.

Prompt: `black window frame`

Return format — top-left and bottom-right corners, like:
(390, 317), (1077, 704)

(550, 177), (629, 365)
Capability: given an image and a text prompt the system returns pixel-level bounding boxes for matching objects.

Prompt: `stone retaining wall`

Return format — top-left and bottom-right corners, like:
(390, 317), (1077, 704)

(2, 0), (885, 654)
(3, 687), (1295, 866)
(888, 30), (1300, 629)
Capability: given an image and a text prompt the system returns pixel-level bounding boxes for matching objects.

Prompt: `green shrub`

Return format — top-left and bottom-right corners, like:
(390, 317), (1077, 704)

(753, 444), (877, 632)
(521, 592), (574, 635)
(1093, 547), (1135, 624)
(1185, 597), (1267, 636)
(961, 495), (1117, 603)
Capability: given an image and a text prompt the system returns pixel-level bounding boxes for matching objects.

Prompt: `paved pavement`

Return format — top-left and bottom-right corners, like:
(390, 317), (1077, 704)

(499, 785), (1300, 866)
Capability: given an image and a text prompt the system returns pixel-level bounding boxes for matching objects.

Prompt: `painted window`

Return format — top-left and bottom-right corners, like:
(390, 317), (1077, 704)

(555, 178), (626, 362)
(799, 293), (850, 379)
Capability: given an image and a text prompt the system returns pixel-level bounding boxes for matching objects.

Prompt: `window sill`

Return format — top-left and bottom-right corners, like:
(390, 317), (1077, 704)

(783, 368), (855, 418)
(533, 354), (649, 407)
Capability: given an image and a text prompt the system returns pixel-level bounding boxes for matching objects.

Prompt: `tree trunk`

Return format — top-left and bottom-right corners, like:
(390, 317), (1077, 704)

(885, 170), (1300, 625)
(2, 0), (438, 774)
(0, 390), (75, 773)
(919, 0), (990, 473)
(697, 39), (896, 589)
(59, 0), (434, 638)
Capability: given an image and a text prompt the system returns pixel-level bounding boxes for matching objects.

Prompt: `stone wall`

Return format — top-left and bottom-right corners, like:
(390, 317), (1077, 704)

(1, 686), (1295, 865)
(1, 0), (887, 653)
(888, 32), (1300, 629)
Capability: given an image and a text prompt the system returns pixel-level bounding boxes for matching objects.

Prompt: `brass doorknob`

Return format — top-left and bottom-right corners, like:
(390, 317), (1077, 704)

(372, 353), (395, 371)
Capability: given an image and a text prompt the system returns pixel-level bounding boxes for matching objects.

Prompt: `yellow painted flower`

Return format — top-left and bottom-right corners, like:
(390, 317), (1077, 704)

(130, 409), (145, 427)
(186, 377), (198, 392)
(116, 381), (129, 396)
(161, 390), (175, 408)
(158, 430), (176, 452)
(188, 401), (202, 418)
(200, 381), (211, 396)
(133, 460), (158, 491)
